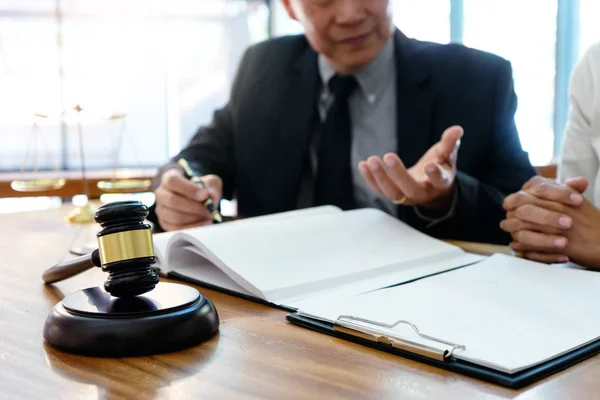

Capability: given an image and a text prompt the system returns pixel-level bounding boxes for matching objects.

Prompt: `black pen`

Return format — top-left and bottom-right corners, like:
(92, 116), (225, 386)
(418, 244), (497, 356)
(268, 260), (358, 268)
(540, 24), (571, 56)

(177, 158), (223, 224)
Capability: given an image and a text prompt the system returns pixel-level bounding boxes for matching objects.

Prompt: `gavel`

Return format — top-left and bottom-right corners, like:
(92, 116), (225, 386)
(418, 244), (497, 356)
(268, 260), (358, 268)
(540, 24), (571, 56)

(42, 200), (219, 357)
(43, 200), (159, 297)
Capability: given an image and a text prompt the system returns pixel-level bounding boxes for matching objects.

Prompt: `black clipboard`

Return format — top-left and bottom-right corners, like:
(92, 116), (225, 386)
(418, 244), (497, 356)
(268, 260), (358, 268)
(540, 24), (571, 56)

(286, 313), (600, 389)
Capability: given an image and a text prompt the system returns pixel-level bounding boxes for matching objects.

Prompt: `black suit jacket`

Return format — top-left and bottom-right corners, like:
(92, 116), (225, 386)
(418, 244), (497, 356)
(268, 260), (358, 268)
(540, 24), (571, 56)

(150, 30), (537, 244)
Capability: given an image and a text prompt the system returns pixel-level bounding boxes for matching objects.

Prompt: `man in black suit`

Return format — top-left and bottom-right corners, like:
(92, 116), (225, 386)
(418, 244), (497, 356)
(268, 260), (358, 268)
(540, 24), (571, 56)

(150, 0), (536, 244)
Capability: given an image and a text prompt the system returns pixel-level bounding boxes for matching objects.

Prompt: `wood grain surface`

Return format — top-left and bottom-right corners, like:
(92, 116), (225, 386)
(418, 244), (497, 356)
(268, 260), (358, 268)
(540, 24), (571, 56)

(0, 205), (597, 400)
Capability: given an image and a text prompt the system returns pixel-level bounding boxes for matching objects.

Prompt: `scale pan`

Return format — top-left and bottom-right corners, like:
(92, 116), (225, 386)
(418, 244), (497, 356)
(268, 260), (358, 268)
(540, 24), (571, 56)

(97, 179), (152, 193)
(11, 178), (66, 192)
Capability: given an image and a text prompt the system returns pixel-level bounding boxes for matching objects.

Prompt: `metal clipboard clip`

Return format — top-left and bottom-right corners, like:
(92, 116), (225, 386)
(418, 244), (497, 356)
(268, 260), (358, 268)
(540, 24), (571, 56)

(333, 315), (466, 361)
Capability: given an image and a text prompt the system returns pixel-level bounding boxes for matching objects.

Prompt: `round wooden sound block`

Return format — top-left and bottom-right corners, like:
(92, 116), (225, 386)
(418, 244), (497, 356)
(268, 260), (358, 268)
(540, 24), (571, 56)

(43, 283), (219, 356)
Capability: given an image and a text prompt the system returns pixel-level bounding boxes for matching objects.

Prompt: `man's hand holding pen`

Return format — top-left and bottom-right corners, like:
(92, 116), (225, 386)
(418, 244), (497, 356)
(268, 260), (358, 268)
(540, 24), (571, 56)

(155, 166), (223, 231)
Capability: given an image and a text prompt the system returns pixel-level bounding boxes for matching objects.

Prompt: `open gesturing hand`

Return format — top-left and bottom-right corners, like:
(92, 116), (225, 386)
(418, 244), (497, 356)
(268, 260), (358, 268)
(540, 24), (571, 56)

(358, 126), (463, 210)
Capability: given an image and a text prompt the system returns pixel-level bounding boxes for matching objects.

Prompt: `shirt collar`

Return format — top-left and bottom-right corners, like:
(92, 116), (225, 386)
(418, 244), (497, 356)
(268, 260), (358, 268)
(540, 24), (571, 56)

(318, 36), (395, 105)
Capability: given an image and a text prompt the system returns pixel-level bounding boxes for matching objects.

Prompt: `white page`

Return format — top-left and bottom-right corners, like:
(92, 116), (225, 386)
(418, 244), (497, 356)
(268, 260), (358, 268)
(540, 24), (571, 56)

(177, 208), (464, 304)
(169, 245), (254, 296)
(285, 252), (484, 307)
(152, 205), (341, 272)
(152, 230), (177, 271)
(296, 254), (600, 374)
(167, 237), (264, 299)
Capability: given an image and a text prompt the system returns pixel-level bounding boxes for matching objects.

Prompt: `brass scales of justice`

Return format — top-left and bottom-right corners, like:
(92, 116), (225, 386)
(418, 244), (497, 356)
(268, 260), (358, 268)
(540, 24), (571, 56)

(10, 105), (152, 223)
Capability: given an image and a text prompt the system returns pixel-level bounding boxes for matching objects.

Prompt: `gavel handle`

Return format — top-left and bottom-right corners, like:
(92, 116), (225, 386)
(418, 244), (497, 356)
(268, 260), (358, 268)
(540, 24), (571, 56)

(43, 249), (101, 284)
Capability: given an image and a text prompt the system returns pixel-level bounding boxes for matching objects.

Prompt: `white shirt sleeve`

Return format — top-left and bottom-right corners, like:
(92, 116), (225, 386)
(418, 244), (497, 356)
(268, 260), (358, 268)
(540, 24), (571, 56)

(557, 43), (600, 203)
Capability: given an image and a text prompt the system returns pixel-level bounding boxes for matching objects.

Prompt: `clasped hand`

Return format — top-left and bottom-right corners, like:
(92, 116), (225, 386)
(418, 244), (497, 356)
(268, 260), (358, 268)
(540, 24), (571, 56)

(501, 175), (600, 268)
(358, 126), (463, 209)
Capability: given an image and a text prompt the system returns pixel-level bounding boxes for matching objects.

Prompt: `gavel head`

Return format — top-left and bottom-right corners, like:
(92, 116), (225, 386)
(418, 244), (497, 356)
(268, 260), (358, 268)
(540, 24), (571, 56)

(94, 200), (159, 297)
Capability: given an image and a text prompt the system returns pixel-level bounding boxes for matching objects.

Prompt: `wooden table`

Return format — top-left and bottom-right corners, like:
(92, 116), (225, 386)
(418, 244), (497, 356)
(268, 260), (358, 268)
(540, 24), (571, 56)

(0, 205), (597, 400)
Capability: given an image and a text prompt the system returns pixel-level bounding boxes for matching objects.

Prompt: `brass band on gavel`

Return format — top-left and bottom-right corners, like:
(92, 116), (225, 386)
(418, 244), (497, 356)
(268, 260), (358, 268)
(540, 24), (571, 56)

(97, 229), (155, 265)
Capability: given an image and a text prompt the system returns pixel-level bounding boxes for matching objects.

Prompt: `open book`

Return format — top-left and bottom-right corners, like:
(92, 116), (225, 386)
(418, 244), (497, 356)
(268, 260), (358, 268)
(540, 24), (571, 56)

(152, 206), (482, 308)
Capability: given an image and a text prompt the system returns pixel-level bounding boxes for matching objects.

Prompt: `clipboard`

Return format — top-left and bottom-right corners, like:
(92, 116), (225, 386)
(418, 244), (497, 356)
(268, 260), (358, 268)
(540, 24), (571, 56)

(286, 313), (600, 389)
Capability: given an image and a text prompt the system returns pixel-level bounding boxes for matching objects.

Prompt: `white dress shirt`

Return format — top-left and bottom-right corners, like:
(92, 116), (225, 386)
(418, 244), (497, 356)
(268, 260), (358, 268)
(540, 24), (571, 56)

(558, 42), (600, 205)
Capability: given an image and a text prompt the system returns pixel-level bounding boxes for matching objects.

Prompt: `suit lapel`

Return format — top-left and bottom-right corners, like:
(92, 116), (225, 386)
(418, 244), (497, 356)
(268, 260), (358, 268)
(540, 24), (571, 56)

(393, 30), (434, 220)
(274, 42), (320, 211)
(393, 30), (434, 170)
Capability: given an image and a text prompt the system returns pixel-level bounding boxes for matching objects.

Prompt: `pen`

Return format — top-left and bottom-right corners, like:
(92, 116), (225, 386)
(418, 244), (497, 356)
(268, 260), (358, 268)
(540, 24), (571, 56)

(177, 158), (223, 224)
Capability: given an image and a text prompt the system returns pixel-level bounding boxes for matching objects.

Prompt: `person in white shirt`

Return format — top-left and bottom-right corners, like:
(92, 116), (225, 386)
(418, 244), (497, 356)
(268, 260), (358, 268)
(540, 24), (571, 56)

(500, 42), (600, 268)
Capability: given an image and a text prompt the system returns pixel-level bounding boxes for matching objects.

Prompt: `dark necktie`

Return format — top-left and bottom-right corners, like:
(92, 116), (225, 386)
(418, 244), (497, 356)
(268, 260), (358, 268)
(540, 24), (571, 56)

(314, 74), (358, 210)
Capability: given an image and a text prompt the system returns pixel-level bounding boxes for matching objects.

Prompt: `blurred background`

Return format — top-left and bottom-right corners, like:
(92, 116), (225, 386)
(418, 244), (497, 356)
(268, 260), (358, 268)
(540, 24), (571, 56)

(0, 0), (598, 212)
